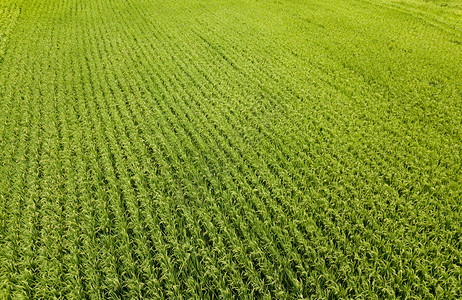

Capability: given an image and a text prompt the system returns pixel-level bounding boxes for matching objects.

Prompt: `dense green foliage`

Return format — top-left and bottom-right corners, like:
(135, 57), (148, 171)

(1, 0), (461, 298)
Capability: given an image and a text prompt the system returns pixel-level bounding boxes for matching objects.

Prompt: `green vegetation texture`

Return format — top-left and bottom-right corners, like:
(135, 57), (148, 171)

(0, 0), (461, 298)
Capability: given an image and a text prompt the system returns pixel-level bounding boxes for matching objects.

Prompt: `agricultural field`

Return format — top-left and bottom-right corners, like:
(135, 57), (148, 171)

(0, 0), (461, 298)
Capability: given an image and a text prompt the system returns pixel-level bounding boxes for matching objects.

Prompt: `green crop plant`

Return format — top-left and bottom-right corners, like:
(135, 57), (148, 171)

(0, 0), (461, 298)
